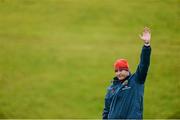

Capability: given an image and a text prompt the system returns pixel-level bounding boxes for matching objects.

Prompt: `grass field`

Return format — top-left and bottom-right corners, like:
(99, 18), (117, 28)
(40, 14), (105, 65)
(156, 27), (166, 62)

(0, 0), (180, 118)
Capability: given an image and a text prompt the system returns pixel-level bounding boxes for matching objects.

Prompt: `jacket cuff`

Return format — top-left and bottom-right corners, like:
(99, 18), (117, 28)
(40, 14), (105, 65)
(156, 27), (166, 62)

(143, 45), (151, 48)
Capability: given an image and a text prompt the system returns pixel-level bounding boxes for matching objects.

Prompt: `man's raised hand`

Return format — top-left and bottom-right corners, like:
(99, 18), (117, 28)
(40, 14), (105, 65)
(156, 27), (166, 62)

(139, 27), (151, 45)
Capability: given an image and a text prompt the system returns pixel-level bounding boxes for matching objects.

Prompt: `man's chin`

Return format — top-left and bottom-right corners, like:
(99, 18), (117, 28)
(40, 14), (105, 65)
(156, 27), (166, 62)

(117, 76), (125, 80)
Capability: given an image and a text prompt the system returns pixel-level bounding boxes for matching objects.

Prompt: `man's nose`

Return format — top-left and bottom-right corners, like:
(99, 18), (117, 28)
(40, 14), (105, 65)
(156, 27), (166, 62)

(118, 71), (122, 74)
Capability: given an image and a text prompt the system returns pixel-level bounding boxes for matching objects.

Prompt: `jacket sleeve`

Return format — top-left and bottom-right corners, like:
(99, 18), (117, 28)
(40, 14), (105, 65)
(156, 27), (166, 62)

(102, 89), (111, 119)
(135, 45), (151, 84)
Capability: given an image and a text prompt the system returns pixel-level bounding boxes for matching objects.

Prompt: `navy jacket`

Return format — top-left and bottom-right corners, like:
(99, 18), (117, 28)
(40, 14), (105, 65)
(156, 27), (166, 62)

(102, 45), (151, 119)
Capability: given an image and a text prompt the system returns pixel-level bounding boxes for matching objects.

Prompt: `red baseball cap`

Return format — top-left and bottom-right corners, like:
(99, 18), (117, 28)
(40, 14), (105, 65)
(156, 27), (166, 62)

(114, 59), (129, 71)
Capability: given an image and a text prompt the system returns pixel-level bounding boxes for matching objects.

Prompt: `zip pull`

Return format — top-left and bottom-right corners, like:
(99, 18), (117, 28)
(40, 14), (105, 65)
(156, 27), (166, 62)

(122, 80), (128, 86)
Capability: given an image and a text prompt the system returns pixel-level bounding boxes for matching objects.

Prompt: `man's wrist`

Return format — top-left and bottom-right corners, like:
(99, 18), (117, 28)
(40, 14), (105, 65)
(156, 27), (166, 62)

(144, 42), (150, 46)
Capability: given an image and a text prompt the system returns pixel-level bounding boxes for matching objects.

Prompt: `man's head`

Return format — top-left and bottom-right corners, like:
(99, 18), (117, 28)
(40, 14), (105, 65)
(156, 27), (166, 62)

(114, 59), (130, 80)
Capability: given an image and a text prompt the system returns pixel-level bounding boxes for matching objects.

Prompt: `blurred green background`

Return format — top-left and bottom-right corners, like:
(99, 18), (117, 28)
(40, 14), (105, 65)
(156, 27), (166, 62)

(0, 0), (179, 118)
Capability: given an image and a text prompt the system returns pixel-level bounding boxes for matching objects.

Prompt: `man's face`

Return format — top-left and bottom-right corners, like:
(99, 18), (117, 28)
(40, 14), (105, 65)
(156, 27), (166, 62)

(115, 69), (129, 80)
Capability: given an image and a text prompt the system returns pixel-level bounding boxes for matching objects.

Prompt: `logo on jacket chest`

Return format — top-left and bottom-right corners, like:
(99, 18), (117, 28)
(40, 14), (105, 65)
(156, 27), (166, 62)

(111, 84), (131, 94)
(122, 85), (131, 91)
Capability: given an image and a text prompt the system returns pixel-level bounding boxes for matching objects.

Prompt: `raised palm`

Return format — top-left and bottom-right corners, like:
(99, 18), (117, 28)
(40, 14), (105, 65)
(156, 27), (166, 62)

(139, 27), (151, 43)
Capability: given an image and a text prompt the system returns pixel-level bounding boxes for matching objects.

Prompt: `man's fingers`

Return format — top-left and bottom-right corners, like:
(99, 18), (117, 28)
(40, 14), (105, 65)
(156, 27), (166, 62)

(139, 27), (151, 41)
(144, 27), (151, 33)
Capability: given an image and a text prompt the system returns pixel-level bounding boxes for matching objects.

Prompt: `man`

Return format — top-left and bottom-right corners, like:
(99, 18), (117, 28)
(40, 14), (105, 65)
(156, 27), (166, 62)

(102, 27), (151, 119)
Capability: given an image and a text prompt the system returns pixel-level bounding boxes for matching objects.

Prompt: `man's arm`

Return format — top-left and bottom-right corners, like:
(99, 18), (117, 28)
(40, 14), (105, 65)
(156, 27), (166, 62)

(135, 45), (151, 84)
(102, 98), (110, 119)
(135, 27), (151, 84)
(102, 88), (111, 119)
